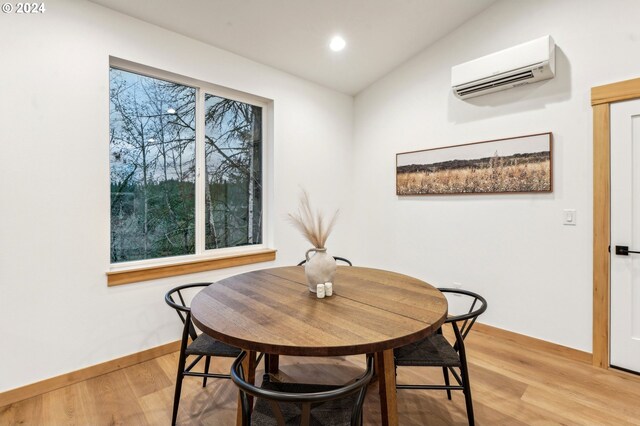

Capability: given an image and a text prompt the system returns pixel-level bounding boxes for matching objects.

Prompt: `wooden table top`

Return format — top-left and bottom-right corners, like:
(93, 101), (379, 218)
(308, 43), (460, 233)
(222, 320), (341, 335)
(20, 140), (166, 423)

(191, 266), (448, 356)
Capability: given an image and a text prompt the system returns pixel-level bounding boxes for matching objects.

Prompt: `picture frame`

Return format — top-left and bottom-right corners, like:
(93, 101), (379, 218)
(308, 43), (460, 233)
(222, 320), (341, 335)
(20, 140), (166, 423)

(396, 132), (553, 195)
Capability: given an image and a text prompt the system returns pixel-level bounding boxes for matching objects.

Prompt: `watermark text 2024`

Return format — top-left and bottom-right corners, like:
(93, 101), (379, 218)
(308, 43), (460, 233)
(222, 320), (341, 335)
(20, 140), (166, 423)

(1, 3), (46, 13)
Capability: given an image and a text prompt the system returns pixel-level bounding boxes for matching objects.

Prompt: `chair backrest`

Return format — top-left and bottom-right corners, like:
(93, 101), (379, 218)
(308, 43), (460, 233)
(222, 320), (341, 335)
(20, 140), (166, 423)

(438, 288), (487, 355)
(231, 351), (374, 426)
(165, 282), (212, 341)
(297, 256), (353, 266)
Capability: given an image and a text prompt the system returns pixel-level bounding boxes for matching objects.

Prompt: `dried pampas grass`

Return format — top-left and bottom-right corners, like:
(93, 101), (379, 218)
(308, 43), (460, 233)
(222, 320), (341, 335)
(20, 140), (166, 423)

(288, 190), (339, 249)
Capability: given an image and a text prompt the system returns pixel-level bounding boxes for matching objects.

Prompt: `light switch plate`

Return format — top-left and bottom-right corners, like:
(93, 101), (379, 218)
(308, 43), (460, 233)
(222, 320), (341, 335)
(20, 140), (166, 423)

(563, 209), (577, 226)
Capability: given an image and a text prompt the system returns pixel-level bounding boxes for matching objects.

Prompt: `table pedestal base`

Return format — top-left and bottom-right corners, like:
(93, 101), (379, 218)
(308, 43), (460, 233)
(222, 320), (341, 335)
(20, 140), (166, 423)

(376, 349), (399, 426)
(236, 350), (257, 426)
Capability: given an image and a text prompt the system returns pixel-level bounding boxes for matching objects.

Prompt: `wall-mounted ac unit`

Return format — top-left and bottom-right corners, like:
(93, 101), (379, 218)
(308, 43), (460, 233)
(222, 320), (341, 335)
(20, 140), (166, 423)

(451, 35), (555, 100)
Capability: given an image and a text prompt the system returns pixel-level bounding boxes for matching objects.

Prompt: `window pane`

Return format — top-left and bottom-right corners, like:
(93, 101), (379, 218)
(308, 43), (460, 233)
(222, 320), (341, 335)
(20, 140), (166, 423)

(110, 68), (196, 263)
(204, 94), (262, 250)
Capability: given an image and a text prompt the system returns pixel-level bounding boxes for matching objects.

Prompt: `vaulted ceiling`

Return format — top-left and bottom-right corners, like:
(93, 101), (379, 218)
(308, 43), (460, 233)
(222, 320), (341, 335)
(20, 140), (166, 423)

(90, 0), (496, 95)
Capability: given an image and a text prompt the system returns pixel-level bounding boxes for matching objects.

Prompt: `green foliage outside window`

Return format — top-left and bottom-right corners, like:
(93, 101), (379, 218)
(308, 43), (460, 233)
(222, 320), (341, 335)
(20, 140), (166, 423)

(109, 67), (262, 263)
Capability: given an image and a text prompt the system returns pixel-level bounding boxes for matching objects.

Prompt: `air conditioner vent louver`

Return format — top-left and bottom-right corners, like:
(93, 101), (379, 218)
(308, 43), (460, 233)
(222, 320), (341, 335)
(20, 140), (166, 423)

(455, 70), (535, 97)
(451, 35), (555, 99)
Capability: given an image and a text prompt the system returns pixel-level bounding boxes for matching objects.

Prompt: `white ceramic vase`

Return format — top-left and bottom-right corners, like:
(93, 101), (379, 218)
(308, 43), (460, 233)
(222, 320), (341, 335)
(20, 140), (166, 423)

(304, 248), (337, 293)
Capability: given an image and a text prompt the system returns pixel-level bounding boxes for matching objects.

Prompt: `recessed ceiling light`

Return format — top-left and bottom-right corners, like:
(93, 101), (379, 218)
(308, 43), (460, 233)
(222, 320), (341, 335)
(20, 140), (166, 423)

(329, 36), (346, 52)
(167, 108), (176, 114)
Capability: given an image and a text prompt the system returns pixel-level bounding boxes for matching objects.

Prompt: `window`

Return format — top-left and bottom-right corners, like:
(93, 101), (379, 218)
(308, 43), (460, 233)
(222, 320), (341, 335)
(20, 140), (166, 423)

(109, 60), (267, 273)
(204, 94), (262, 250)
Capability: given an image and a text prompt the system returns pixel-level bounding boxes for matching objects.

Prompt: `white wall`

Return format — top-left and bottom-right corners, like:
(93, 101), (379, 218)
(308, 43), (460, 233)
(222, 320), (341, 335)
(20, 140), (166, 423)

(352, 0), (640, 352)
(0, 0), (354, 392)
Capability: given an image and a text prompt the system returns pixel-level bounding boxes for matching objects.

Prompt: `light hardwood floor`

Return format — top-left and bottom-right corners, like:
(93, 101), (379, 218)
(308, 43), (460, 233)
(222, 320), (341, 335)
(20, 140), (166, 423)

(2, 327), (640, 425)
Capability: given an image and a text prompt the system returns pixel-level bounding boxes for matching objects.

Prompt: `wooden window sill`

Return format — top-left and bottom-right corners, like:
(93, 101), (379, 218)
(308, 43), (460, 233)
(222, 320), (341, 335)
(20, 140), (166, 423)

(106, 249), (277, 286)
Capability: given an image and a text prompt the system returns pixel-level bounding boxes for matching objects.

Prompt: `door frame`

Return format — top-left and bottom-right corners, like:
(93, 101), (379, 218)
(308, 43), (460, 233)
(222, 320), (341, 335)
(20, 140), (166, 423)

(592, 77), (640, 368)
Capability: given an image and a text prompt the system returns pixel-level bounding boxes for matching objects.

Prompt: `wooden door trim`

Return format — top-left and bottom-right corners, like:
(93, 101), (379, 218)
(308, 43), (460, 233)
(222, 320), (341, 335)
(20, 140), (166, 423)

(592, 77), (640, 106)
(592, 77), (640, 368)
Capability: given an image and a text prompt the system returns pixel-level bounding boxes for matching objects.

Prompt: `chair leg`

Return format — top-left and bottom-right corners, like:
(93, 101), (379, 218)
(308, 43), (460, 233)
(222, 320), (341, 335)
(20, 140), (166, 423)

(460, 363), (475, 426)
(172, 353), (187, 426)
(442, 366), (452, 400)
(202, 356), (211, 387)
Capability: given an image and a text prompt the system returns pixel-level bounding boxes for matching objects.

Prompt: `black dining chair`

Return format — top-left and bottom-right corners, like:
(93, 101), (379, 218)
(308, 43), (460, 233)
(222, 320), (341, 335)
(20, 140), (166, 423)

(231, 351), (374, 426)
(165, 283), (244, 426)
(394, 288), (487, 426)
(297, 256), (352, 266)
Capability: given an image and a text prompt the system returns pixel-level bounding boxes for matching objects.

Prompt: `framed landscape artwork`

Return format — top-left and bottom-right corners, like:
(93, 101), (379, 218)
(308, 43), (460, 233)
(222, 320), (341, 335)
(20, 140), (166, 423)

(396, 133), (552, 195)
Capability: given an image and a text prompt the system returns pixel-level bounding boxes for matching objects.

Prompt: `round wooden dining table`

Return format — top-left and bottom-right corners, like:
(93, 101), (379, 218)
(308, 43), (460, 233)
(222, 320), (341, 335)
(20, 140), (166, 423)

(191, 265), (448, 426)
